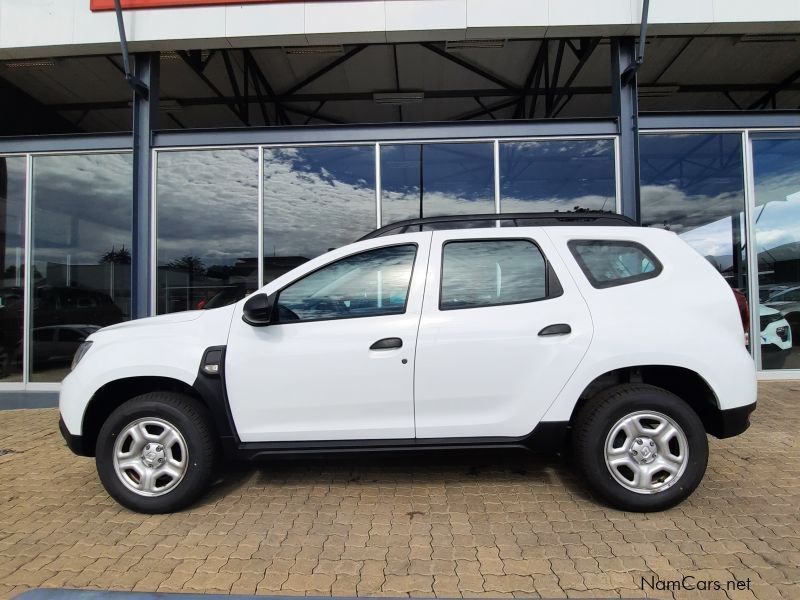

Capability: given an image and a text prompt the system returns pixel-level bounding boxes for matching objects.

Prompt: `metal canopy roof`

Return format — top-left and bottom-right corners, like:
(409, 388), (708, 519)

(1, 34), (800, 134)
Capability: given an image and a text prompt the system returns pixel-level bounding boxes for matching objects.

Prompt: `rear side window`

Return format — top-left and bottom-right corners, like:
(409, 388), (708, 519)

(568, 240), (662, 289)
(440, 239), (554, 310)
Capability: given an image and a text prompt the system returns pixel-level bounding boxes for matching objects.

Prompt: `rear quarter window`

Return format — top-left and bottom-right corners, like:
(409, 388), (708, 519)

(568, 240), (662, 289)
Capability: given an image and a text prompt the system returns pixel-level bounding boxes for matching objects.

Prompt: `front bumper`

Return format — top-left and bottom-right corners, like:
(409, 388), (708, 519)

(59, 416), (92, 457)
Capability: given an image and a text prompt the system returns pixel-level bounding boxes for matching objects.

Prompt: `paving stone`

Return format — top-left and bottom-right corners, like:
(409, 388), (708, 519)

(0, 381), (796, 600)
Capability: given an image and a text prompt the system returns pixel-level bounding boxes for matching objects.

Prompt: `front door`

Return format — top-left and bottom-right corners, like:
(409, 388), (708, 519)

(226, 234), (431, 442)
(413, 230), (593, 439)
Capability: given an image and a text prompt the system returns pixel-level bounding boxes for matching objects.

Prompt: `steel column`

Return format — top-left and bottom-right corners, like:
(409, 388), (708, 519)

(611, 38), (641, 222)
(132, 53), (159, 319)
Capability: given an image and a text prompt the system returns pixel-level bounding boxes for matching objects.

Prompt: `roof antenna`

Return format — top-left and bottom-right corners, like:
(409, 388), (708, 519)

(622, 0), (650, 85)
(113, 0), (149, 98)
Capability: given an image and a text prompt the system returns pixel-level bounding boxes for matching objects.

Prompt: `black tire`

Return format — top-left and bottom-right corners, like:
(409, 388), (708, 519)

(95, 392), (217, 514)
(572, 384), (708, 512)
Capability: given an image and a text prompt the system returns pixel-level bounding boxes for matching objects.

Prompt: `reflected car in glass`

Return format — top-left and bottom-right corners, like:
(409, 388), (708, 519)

(30, 325), (101, 369)
(59, 216), (758, 515)
(764, 285), (800, 346)
(759, 305), (793, 369)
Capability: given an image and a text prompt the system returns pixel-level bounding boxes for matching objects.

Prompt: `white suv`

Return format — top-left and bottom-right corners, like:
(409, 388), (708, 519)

(59, 213), (757, 514)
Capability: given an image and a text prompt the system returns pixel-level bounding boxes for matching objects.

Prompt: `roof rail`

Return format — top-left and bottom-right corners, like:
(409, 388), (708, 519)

(358, 211), (636, 241)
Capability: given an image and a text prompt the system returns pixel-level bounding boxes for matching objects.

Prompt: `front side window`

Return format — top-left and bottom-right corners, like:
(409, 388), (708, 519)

(276, 245), (417, 322)
(440, 240), (548, 310)
(569, 240), (661, 288)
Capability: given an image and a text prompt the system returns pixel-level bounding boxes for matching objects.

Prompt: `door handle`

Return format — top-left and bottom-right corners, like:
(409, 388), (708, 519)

(370, 337), (403, 350)
(538, 324), (572, 336)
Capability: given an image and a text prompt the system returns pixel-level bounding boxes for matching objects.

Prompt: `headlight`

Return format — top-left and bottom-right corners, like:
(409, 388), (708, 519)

(71, 341), (93, 370)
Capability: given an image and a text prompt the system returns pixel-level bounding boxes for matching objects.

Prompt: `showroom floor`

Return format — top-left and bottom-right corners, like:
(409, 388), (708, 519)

(0, 382), (797, 599)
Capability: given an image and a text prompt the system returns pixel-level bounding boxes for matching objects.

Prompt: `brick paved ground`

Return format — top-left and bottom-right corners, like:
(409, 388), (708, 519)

(0, 382), (798, 600)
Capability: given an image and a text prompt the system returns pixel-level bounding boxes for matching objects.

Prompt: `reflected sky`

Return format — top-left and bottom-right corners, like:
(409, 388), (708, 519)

(381, 143), (495, 225)
(753, 138), (800, 259)
(157, 149), (258, 267)
(640, 134), (747, 285)
(500, 140), (616, 213)
(640, 134), (745, 232)
(264, 146), (376, 263)
(32, 154), (132, 268)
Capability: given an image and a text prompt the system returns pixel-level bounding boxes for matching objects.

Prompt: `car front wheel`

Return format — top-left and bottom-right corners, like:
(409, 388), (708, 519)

(95, 392), (217, 513)
(573, 384), (708, 512)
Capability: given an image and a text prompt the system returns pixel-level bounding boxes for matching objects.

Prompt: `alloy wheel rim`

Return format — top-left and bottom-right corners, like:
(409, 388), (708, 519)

(604, 410), (689, 495)
(112, 417), (189, 497)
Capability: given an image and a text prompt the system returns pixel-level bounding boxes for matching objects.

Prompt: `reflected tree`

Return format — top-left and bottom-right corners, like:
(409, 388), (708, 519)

(100, 245), (131, 265)
(167, 255), (206, 275)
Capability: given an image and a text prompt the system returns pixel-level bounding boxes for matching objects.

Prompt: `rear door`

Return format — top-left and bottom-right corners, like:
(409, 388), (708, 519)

(413, 229), (593, 439)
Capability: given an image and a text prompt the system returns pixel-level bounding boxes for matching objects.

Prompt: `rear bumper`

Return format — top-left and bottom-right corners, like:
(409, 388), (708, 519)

(59, 416), (92, 457)
(708, 401), (757, 439)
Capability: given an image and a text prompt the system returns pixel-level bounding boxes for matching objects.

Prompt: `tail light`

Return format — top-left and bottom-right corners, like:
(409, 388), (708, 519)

(731, 288), (750, 345)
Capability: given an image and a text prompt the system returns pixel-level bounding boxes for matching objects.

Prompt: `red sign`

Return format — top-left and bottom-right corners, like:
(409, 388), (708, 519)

(91, 0), (334, 10)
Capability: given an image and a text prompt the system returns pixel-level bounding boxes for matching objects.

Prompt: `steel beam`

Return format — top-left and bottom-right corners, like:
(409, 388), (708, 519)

(548, 38), (601, 118)
(244, 50), (290, 125)
(514, 41), (548, 119)
(421, 42), (517, 91)
(152, 118), (619, 148)
(611, 37), (640, 222)
(748, 67), (800, 110)
(178, 50), (246, 125)
(131, 53), (159, 319)
(283, 45), (367, 96)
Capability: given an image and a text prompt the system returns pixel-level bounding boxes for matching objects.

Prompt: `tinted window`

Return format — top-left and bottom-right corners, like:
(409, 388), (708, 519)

(33, 329), (53, 342)
(569, 241), (661, 288)
(58, 328), (85, 343)
(0, 156), (26, 382)
(640, 133), (747, 292)
(499, 139), (617, 213)
(277, 245), (417, 322)
(752, 136), (800, 371)
(31, 153), (132, 382)
(380, 143), (495, 225)
(440, 240), (547, 310)
(157, 149), (258, 314)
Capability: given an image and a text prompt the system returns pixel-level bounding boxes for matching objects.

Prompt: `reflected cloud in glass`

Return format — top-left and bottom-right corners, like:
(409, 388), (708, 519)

(381, 143), (495, 225)
(753, 137), (800, 371)
(263, 146), (376, 283)
(31, 153), (133, 382)
(156, 149), (259, 314)
(499, 140), (616, 213)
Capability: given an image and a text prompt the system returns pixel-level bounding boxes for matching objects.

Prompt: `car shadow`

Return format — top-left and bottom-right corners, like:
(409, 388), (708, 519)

(201, 448), (595, 506)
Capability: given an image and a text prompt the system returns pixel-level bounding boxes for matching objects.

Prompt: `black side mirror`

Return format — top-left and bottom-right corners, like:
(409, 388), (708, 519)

(242, 293), (274, 327)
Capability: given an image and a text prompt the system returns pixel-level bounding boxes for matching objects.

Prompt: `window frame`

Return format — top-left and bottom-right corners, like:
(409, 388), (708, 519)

(273, 242), (419, 325)
(567, 239), (663, 289)
(437, 237), (563, 312)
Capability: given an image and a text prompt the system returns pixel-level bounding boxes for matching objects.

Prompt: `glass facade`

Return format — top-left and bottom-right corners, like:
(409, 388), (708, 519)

(380, 143), (495, 225)
(0, 157), (26, 382)
(7, 126), (800, 390)
(640, 133), (748, 288)
(157, 149), (259, 314)
(30, 153), (133, 382)
(500, 139), (617, 213)
(263, 146), (376, 283)
(752, 136), (800, 371)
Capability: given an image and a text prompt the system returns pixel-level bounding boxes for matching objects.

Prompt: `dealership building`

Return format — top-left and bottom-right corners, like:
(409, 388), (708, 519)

(1, 0), (800, 406)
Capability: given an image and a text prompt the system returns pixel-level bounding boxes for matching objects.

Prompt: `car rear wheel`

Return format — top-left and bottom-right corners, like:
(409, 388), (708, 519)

(95, 392), (217, 513)
(573, 384), (708, 512)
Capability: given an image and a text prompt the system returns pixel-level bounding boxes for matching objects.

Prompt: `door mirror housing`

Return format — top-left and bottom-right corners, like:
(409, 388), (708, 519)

(242, 293), (275, 326)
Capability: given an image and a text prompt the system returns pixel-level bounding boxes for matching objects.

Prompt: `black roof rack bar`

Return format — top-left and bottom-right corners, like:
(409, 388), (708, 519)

(359, 211), (636, 241)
